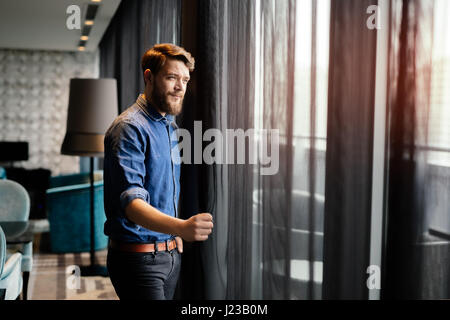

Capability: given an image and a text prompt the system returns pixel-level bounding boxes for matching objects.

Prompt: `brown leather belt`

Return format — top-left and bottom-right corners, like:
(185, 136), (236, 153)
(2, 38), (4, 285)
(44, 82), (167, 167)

(109, 239), (177, 253)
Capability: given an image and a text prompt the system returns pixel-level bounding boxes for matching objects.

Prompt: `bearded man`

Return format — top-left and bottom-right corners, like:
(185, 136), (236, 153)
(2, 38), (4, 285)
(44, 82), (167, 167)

(103, 43), (213, 300)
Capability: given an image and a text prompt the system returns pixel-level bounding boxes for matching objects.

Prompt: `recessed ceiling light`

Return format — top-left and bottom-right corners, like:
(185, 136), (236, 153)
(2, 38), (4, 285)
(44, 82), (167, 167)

(91, 0), (102, 2)
(85, 20), (94, 26)
(78, 46), (86, 51)
(80, 36), (89, 41)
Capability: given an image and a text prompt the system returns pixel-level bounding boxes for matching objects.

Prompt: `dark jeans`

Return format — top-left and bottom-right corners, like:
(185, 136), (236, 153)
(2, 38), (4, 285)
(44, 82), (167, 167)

(107, 247), (181, 300)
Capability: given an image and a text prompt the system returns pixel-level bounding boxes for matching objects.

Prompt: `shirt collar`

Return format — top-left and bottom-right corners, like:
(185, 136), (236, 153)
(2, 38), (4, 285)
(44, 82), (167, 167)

(136, 94), (178, 128)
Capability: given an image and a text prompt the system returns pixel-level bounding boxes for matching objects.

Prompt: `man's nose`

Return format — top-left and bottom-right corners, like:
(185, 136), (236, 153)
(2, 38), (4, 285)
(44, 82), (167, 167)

(174, 79), (184, 91)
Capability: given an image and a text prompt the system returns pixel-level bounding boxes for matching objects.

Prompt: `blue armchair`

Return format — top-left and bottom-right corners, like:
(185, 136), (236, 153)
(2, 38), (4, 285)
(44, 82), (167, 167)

(46, 171), (108, 253)
(0, 226), (23, 300)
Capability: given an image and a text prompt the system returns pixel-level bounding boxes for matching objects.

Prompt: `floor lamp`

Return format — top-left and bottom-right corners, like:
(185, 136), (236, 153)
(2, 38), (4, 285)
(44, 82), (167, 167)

(61, 78), (118, 276)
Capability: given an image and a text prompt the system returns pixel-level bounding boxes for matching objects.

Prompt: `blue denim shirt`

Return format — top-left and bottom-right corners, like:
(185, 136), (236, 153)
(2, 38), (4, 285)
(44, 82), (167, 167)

(103, 94), (180, 243)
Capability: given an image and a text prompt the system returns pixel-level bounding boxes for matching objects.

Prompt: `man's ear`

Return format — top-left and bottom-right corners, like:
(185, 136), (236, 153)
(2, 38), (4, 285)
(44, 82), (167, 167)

(144, 69), (153, 85)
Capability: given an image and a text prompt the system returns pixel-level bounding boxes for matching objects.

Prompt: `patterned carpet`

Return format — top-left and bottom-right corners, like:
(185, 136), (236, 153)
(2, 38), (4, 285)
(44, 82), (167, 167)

(28, 249), (119, 300)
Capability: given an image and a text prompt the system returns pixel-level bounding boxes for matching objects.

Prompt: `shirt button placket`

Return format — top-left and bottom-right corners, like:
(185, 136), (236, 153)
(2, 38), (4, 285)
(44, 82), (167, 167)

(166, 124), (178, 218)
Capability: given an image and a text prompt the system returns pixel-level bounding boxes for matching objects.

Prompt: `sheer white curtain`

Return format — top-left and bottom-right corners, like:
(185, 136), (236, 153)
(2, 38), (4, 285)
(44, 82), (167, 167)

(252, 0), (330, 300)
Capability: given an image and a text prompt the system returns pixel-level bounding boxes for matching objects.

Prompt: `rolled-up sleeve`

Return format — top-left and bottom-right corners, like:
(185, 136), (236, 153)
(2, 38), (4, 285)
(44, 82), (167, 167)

(120, 186), (150, 209)
(108, 120), (150, 211)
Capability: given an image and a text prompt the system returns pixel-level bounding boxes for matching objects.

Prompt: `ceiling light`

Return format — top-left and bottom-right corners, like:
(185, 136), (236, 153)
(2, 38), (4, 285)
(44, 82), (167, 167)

(80, 36), (89, 41)
(91, 0), (102, 2)
(78, 46), (86, 51)
(85, 20), (94, 26)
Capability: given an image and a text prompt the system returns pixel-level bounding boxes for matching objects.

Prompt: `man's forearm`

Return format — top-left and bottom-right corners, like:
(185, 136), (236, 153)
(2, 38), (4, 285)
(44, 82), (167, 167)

(125, 198), (184, 236)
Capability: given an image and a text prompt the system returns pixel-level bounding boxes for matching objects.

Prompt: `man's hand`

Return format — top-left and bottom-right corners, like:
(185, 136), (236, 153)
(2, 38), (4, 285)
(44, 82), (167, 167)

(178, 213), (213, 242)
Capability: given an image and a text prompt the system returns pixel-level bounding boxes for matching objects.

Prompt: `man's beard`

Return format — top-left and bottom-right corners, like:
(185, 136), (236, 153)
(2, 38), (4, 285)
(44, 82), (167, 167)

(151, 84), (184, 116)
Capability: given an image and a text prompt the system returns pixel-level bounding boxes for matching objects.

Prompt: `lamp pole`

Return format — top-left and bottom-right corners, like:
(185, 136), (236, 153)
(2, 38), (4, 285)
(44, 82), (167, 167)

(89, 156), (95, 267)
(80, 157), (108, 277)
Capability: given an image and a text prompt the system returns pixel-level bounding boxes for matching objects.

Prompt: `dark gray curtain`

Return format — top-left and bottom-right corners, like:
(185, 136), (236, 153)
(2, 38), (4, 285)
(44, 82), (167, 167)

(99, 0), (181, 113)
(223, 0), (256, 300)
(180, 0), (330, 300)
(322, 0), (378, 299)
(179, 0), (257, 300)
(177, 0), (228, 300)
(383, 0), (450, 299)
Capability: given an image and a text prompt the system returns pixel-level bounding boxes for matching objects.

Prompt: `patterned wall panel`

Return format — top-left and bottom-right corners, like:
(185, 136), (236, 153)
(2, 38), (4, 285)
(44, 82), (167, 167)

(0, 49), (99, 175)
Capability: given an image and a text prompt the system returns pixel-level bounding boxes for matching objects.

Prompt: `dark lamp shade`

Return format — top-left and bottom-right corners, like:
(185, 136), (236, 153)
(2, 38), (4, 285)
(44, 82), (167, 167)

(61, 78), (118, 157)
